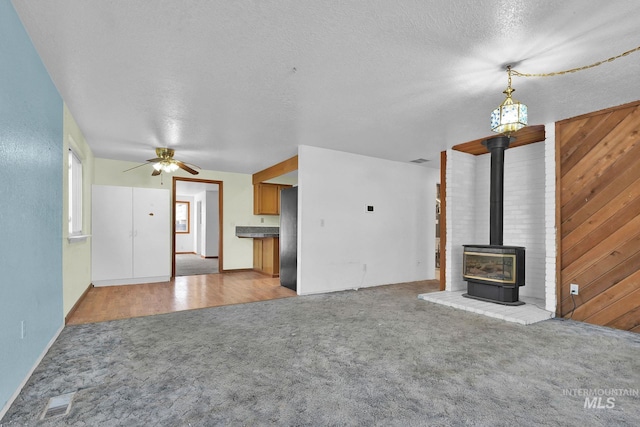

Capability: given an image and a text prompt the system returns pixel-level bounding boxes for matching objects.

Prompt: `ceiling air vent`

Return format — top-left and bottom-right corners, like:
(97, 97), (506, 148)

(410, 158), (429, 164)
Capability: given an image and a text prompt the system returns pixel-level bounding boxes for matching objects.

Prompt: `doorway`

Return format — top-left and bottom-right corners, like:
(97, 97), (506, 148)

(172, 177), (223, 277)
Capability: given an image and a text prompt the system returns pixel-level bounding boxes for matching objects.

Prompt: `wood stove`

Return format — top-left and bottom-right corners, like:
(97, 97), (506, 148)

(463, 245), (525, 305)
(463, 135), (526, 305)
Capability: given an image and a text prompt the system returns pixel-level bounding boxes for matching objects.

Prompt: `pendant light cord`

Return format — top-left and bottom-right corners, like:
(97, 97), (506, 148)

(511, 44), (640, 78)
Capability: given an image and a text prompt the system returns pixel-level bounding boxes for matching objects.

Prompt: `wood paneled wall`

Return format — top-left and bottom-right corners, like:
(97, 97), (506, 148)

(557, 100), (640, 333)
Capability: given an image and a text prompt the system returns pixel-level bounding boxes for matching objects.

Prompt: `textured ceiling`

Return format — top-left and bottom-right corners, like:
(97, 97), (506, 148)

(12, 0), (640, 174)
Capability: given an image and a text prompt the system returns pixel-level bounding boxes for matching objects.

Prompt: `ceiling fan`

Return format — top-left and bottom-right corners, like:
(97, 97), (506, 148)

(124, 147), (200, 176)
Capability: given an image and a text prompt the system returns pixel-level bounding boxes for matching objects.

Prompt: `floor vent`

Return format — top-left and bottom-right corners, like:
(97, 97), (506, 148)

(40, 392), (76, 420)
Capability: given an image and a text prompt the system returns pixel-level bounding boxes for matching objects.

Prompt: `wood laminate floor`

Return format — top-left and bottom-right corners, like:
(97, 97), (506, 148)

(67, 271), (297, 325)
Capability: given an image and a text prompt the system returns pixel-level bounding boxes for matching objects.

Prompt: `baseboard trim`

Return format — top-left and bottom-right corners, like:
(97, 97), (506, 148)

(252, 269), (280, 278)
(92, 276), (170, 287)
(176, 251), (196, 254)
(222, 268), (253, 273)
(201, 256), (219, 259)
(0, 323), (64, 421)
(65, 283), (93, 324)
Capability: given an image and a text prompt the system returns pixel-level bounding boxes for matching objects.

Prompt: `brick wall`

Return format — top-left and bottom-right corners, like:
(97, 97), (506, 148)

(445, 150), (477, 291)
(447, 130), (556, 305)
(544, 126), (557, 312)
(503, 143), (546, 299)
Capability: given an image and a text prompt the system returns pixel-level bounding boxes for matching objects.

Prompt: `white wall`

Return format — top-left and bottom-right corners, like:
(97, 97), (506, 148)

(194, 192), (205, 255)
(446, 138), (553, 302)
(175, 195), (195, 253)
(203, 190), (219, 257)
(297, 145), (438, 295)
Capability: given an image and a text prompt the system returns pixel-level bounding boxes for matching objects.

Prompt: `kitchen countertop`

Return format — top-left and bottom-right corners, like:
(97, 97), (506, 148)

(235, 226), (279, 238)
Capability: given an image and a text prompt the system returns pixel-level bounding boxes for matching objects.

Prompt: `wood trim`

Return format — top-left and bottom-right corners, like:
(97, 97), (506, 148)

(252, 155), (298, 184)
(440, 151), (446, 291)
(65, 283), (93, 324)
(172, 177), (224, 276)
(172, 178), (177, 277)
(176, 251), (196, 254)
(452, 125), (546, 155)
(202, 256), (219, 259)
(555, 121), (563, 317)
(556, 99), (640, 125)
(218, 183), (224, 272)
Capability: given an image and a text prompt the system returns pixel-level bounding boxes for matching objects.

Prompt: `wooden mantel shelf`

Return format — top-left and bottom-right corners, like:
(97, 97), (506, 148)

(452, 125), (546, 156)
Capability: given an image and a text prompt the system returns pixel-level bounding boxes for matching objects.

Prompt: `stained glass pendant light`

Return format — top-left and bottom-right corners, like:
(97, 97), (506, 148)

(490, 65), (528, 135)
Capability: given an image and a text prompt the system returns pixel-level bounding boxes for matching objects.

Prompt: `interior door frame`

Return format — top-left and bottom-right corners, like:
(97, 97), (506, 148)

(439, 151), (446, 291)
(172, 177), (224, 277)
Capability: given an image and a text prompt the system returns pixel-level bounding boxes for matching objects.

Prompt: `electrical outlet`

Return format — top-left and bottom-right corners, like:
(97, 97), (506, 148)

(570, 284), (579, 295)
(21, 321), (26, 339)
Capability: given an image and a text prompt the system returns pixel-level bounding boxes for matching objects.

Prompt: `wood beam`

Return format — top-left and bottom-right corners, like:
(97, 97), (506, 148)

(252, 155), (298, 185)
(452, 124), (546, 155)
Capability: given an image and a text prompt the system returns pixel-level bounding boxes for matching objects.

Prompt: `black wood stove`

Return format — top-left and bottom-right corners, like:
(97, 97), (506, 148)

(463, 135), (526, 305)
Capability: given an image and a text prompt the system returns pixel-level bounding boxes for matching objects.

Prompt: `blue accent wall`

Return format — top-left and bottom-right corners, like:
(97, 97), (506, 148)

(0, 0), (63, 410)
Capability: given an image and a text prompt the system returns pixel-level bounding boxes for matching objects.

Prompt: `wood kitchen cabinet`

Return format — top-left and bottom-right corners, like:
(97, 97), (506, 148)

(253, 237), (279, 276)
(253, 183), (292, 215)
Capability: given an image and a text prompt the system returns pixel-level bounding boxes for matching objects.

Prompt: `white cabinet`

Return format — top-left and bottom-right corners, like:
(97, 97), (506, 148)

(92, 185), (170, 286)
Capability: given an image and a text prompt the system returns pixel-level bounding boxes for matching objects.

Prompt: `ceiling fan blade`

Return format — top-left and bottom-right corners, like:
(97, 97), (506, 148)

(146, 157), (164, 163)
(151, 168), (161, 176)
(175, 161), (199, 175)
(123, 163), (150, 172)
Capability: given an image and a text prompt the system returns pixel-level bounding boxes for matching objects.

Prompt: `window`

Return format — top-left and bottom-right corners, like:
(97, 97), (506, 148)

(175, 201), (190, 233)
(68, 148), (83, 236)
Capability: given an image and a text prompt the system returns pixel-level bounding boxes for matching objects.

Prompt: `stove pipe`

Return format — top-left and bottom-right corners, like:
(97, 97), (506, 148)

(482, 135), (512, 246)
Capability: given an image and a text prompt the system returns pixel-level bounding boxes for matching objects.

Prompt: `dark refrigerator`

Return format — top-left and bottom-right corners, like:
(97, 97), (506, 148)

(279, 186), (297, 291)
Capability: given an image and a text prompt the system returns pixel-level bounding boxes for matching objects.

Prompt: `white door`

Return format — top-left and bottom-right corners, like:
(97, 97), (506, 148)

(92, 185), (133, 281)
(132, 187), (170, 278)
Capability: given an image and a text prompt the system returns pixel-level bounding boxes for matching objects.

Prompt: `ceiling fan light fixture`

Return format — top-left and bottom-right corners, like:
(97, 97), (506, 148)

(491, 65), (527, 135)
(153, 161), (179, 173)
(124, 147), (199, 176)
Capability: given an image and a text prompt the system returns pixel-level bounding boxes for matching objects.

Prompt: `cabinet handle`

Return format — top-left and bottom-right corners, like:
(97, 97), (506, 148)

(149, 212), (154, 216)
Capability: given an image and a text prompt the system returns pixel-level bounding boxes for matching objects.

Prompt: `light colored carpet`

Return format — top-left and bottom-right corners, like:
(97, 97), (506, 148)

(2, 282), (639, 426)
(175, 253), (218, 276)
